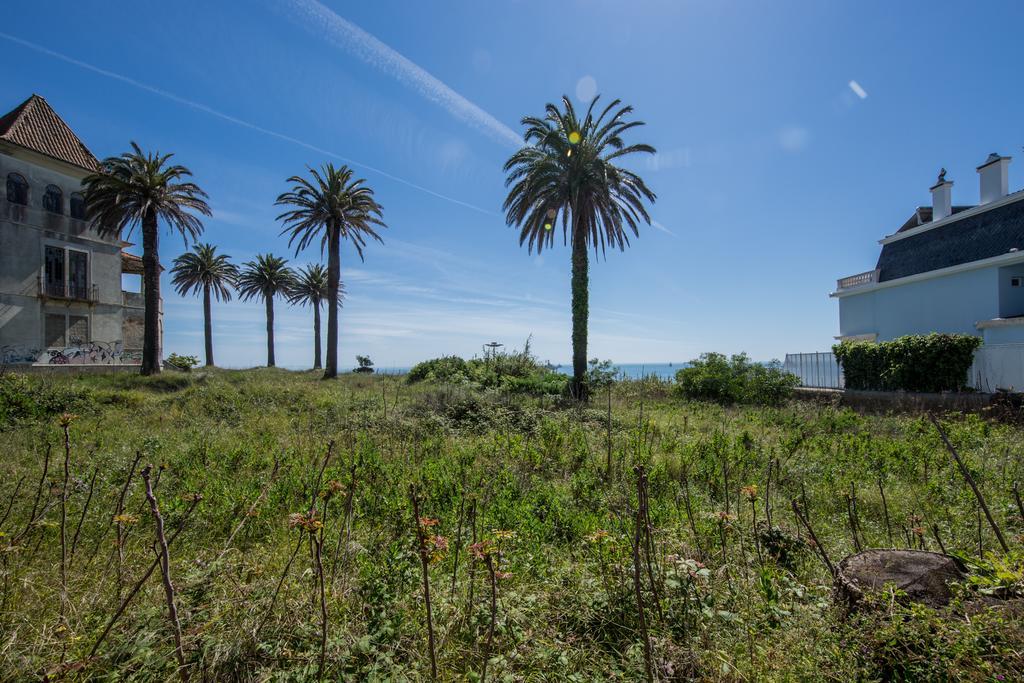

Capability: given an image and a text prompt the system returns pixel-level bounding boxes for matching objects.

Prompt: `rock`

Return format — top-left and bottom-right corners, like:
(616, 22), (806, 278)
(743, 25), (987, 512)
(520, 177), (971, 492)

(836, 549), (967, 608)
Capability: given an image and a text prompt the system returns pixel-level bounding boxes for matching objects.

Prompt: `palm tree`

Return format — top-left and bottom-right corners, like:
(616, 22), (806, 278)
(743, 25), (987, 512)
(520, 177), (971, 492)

(503, 96), (656, 399)
(170, 243), (238, 367)
(83, 142), (211, 375)
(287, 264), (342, 370)
(237, 254), (296, 367)
(276, 164), (386, 379)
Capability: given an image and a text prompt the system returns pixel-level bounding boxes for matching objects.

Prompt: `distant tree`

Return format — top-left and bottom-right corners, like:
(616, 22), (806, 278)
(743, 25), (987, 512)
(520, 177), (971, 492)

(276, 164), (386, 379)
(170, 243), (238, 367)
(237, 254), (295, 367)
(503, 96), (656, 399)
(83, 142), (211, 375)
(355, 355), (374, 373)
(287, 264), (341, 371)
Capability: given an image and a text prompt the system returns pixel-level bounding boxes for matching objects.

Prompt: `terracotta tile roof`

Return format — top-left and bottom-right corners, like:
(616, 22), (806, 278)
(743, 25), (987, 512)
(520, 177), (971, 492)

(0, 94), (99, 172)
(121, 251), (145, 275)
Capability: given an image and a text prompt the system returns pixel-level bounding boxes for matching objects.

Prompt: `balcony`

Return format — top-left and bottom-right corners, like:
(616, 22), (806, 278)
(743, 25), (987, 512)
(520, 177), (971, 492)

(122, 290), (145, 308)
(38, 277), (98, 303)
(836, 269), (879, 291)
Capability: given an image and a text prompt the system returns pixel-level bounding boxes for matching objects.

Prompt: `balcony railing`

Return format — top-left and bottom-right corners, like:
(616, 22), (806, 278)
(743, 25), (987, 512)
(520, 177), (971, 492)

(38, 277), (98, 303)
(836, 269), (880, 291)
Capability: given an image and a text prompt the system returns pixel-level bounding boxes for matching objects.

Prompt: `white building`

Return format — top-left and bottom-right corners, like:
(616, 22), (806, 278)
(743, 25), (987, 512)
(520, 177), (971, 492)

(827, 153), (1024, 390)
(0, 94), (158, 367)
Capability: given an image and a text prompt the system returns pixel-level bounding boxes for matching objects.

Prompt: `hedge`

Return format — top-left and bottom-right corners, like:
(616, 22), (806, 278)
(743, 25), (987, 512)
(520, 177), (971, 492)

(832, 334), (982, 392)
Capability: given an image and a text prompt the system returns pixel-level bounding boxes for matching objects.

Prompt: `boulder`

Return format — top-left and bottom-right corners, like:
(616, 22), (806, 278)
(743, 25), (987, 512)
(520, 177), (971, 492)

(836, 549), (967, 608)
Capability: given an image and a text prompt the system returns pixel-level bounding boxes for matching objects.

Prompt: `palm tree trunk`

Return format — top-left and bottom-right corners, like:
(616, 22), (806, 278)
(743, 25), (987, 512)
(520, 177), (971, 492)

(265, 294), (275, 367)
(324, 225), (341, 379)
(313, 299), (322, 370)
(203, 283), (214, 367)
(141, 211), (161, 376)
(570, 213), (589, 400)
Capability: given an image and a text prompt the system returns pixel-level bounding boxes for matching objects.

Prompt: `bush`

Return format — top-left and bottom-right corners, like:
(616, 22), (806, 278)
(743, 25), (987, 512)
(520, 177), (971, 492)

(407, 338), (566, 395)
(165, 353), (199, 371)
(674, 353), (799, 406)
(0, 372), (93, 426)
(833, 334), (982, 392)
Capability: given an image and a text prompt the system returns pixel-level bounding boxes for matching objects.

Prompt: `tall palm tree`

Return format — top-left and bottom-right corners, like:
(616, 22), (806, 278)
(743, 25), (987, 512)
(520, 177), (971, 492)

(83, 141), (211, 375)
(503, 96), (656, 399)
(237, 254), (295, 367)
(170, 243), (238, 367)
(276, 164), (386, 379)
(287, 264), (342, 370)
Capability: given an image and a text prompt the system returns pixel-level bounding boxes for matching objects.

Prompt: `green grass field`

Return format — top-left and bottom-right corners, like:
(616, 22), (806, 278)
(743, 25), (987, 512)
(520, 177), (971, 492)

(1, 368), (1022, 681)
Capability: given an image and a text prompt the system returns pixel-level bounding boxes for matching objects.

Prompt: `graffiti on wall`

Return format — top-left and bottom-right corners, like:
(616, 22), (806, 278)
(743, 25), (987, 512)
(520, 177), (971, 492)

(42, 341), (142, 365)
(0, 345), (42, 365)
(1, 341), (142, 366)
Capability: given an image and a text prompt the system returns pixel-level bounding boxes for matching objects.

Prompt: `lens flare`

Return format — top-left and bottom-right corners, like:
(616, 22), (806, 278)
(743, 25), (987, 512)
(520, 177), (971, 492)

(544, 223), (553, 231)
(568, 131), (581, 144)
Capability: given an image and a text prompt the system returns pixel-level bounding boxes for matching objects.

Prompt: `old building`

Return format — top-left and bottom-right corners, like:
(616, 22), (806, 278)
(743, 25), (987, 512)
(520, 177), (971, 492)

(0, 94), (159, 366)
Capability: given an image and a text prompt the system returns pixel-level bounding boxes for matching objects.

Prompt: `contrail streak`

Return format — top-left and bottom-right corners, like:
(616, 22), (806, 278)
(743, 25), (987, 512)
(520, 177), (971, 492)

(281, 0), (522, 150)
(0, 31), (500, 217)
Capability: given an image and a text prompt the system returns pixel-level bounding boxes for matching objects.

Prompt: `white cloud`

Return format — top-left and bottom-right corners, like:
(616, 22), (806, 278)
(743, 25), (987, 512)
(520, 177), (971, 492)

(283, 0), (522, 149)
(651, 221), (677, 237)
(0, 30), (498, 217)
(575, 75), (598, 103)
(778, 126), (810, 153)
(848, 80), (868, 99)
(645, 147), (691, 171)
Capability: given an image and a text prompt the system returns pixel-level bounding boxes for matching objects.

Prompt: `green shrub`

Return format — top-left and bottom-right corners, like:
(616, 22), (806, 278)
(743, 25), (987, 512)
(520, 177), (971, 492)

(0, 372), (93, 425)
(407, 338), (566, 395)
(165, 353), (199, 371)
(674, 353), (799, 406)
(833, 334), (982, 392)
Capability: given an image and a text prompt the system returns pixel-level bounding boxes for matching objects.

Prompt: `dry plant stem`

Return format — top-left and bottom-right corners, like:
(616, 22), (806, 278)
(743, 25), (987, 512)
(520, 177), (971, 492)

(1013, 481), (1024, 525)
(256, 532), (304, 638)
(479, 556), (498, 683)
(69, 467), (97, 567)
(930, 414), (1009, 553)
(450, 484), (466, 600)
(21, 444), (52, 543)
(314, 533), (328, 681)
(606, 384), (613, 480)
(141, 465), (189, 683)
(680, 467), (705, 561)
(0, 475), (25, 531)
(632, 467), (654, 683)
(931, 524), (948, 554)
(764, 459), (773, 529)
(791, 499), (835, 577)
(638, 468), (663, 621)
(878, 477), (893, 547)
(466, 498), (478, 616)
(88, 496), (200, 659)
(409, 487), (438, 681)
(216, 458), (281, 564)
(331, 456), (359, 584)
(59, 419), (72, 637)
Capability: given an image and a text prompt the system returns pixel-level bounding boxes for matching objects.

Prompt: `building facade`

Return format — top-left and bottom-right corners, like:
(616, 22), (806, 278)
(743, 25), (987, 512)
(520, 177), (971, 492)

(832, 153), (1024, 346)
(0, 94), (157, 367)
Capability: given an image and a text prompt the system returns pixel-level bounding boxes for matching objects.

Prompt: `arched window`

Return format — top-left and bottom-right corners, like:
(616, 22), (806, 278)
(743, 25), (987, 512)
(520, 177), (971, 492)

(43, 184), (63, 214)
(6, 173), (27, 205)
(70, 192), (86, 220)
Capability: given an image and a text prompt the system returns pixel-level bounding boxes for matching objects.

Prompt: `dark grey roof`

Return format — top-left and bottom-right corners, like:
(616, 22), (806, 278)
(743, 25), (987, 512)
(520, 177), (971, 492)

(896, 205), (974, 233)
(876, 194), (1024, 282)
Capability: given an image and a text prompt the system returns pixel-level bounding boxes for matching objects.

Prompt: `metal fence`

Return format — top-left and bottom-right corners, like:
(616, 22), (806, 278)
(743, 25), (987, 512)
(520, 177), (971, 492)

(783, 352), (844, 389)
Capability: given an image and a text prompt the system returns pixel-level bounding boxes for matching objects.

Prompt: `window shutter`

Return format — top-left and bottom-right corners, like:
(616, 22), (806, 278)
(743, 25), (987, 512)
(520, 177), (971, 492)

(67, 315), (88, 346)
(45, 314), (66, 348)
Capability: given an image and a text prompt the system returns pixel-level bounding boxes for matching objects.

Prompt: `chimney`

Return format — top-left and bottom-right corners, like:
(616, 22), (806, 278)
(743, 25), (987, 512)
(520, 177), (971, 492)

(930, 169), (953, 221)
(977, 153), (1011, 204)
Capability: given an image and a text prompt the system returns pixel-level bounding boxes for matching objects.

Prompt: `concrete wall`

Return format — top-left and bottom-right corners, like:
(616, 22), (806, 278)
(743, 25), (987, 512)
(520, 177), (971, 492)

(838, 265), (999, 341)
(997, 264), (1024, 318)
(0, 148), (130, 362)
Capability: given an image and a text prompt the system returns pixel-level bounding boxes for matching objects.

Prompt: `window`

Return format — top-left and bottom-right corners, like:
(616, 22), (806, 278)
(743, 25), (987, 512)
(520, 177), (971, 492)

(44, 312), (89, 348)
(6, 172), (27, 205)
(1012, 277), (1022, 288)
(43, 184), (62, 214)
(43, 245), (89, 299)
(70, 192), (86, 220)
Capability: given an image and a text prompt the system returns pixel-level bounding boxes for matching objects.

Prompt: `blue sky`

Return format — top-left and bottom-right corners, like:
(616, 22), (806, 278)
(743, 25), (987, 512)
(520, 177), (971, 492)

(4, 1), (1023, 369)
